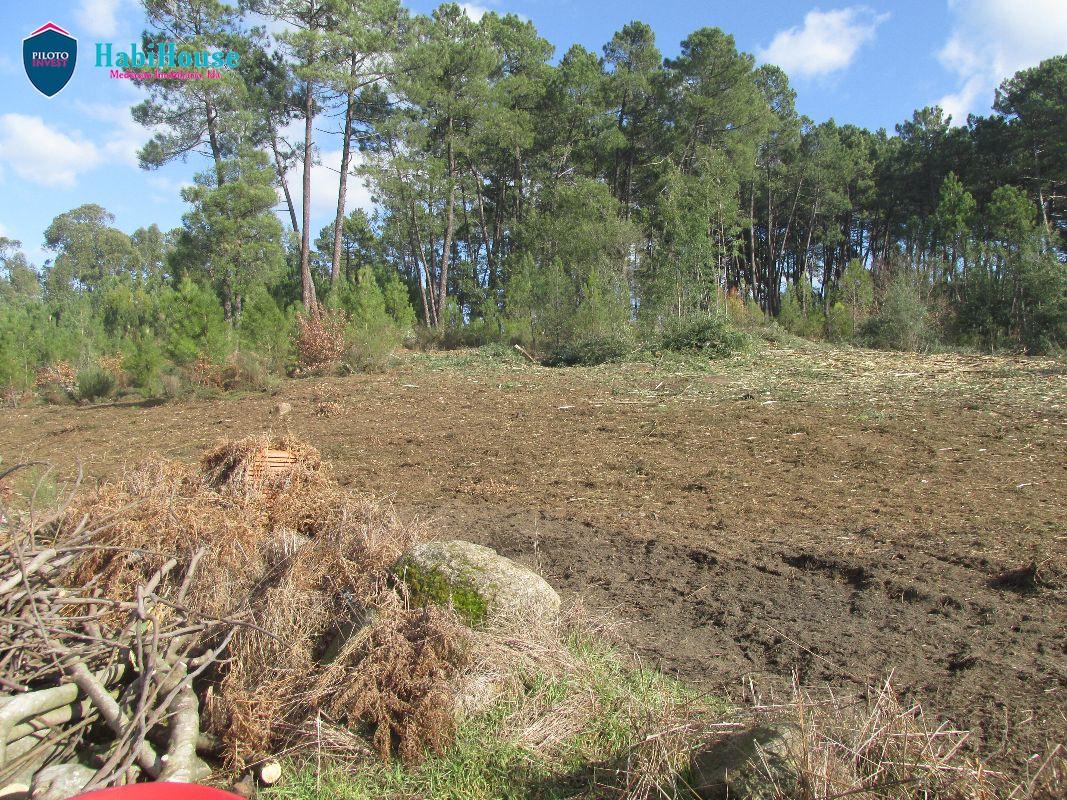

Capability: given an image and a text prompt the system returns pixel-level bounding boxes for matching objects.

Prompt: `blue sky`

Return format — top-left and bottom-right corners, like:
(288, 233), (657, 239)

(1, 0), (1065, 270)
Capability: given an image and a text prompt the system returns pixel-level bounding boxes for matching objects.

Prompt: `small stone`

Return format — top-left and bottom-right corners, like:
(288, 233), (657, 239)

(690, 723), (803, 800)
(232, 774), (255, 798)
(274, 402), (292, 417)
(31, 763), (96, 800)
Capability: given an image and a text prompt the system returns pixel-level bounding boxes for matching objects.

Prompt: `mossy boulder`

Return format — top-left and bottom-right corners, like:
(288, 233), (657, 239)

(396, 540), (560, 627)
(689, 722), (803, 800)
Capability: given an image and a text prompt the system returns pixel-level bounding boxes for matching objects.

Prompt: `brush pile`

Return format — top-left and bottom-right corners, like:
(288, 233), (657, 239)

(0, 435), (480, 796)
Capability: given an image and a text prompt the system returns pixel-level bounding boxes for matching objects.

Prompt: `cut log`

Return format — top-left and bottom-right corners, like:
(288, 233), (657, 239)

(258, 761), (282, 785)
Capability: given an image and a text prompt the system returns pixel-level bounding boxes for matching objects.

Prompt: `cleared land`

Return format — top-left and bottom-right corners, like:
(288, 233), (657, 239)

(2, 342), (1064, 773)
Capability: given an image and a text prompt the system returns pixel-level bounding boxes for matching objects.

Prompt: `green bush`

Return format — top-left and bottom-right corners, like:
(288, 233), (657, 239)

(219, 350), (277, 392)
(657, 314), (748, 357)
(335, 267), (402, 373)
(409, 324), (443, 352)
(238, 287), (292, 371)
(343, 326), (399, 373)
(544, 329), (633, 366)
(123, 334), (166, 395)
(861, 273), (932, 351)
(155, 277), (231, 366)
(382, 273), (417, 331)
(777, 284), (825, 339)
(0, 353), (32, 395)
(76, 366), (116, 402)
(826, 301), (855, 342)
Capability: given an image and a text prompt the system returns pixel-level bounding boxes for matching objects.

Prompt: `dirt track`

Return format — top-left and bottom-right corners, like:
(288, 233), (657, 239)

(2, 344), (1065, 772)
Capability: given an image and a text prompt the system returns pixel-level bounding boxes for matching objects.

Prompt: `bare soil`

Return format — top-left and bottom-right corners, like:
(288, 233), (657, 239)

(2, 342), (1064, 774)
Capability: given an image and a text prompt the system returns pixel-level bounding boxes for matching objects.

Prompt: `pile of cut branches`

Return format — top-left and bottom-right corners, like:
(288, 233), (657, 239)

(0, 435), (468, 796)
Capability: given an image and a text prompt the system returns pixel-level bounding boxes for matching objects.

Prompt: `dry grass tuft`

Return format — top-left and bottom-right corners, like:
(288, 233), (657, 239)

(613, 700), (732, 800)
(318, 603), (470, 763)
(728, 677), (1064, 800)
(603, 674), (1065, 800)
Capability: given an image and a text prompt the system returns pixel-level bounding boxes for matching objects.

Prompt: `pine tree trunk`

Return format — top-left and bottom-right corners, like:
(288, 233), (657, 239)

(205, 100), (225, 187)
(438, 130), (457, 327)
(331, 58), (358, 286)
(271, 134), (300, 232)
(299, 82), (318, 312)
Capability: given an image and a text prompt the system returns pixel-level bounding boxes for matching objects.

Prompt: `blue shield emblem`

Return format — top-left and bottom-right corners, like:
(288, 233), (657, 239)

(23, 22), (77, 97)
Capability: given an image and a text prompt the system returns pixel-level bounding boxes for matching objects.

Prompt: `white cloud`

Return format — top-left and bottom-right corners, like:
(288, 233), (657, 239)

(74, 0), (133, 38)
(146, 174), (194, 202)
(74, 102), (147, 167)
(936, 0), (1067, 123)
(758, 7), (888, 79)
(0, 114), (101, 188)
(459, 3), (490, 22)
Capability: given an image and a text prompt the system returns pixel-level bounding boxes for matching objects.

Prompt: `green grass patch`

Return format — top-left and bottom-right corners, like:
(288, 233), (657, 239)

(263, 630), (722, 800)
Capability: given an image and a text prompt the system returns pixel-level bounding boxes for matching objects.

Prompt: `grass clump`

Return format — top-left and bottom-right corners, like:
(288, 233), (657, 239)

(263, 615), (714, 800)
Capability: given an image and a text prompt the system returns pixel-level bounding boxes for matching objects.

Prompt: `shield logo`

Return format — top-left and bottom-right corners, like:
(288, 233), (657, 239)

(23, 22), (77, 98)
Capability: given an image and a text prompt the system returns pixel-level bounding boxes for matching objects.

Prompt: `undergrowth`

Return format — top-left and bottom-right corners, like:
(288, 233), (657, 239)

(263, 630), (709, 800)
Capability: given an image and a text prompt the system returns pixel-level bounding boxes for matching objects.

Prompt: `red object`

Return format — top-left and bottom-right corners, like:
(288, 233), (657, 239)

(77, 785), (243, 800)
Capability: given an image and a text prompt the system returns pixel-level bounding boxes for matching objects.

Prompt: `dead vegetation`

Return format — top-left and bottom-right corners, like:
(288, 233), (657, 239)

(0, 435), (469, 792)
(2, 438), (719, 798)
(608, 677), (1064, 800)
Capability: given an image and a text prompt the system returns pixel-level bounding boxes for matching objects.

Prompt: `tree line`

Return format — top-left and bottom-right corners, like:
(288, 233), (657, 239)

(1, 1), (1064, 398)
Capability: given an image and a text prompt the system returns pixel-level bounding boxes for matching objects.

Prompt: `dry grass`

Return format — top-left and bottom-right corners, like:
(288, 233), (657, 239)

(609, 675), (1066, 800)
(51, 434), (469, 772)
(318, 604), (470, 763)
(295, 304), (348, 374)
(779, 678), (1004, 800)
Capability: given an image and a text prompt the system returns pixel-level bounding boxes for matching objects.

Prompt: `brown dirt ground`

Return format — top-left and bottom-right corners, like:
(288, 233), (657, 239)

(2, 342), (1065, 775)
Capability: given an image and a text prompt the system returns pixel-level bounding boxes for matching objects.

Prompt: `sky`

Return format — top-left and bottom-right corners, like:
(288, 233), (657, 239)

(0, 0), (1065, 271)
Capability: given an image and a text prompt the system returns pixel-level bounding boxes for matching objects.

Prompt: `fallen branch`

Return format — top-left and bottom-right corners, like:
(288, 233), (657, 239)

(158, 683), (208, 783)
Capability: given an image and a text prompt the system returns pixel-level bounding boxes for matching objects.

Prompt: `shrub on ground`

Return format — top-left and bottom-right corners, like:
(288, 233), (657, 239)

(123, 335), (166, 395)
(861, 273), (932, 351)
(656, 314), (748, 357)
(238, 287), (292, 371)
(544, 328), (634, 366)
(333, 268), (402, 373)
(76, 366), (116, 402)
(295, 304), (349, 374)
(777, 277), (826, 339)
(343, 326), (399, 373)
(224, 350), (278, 391)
